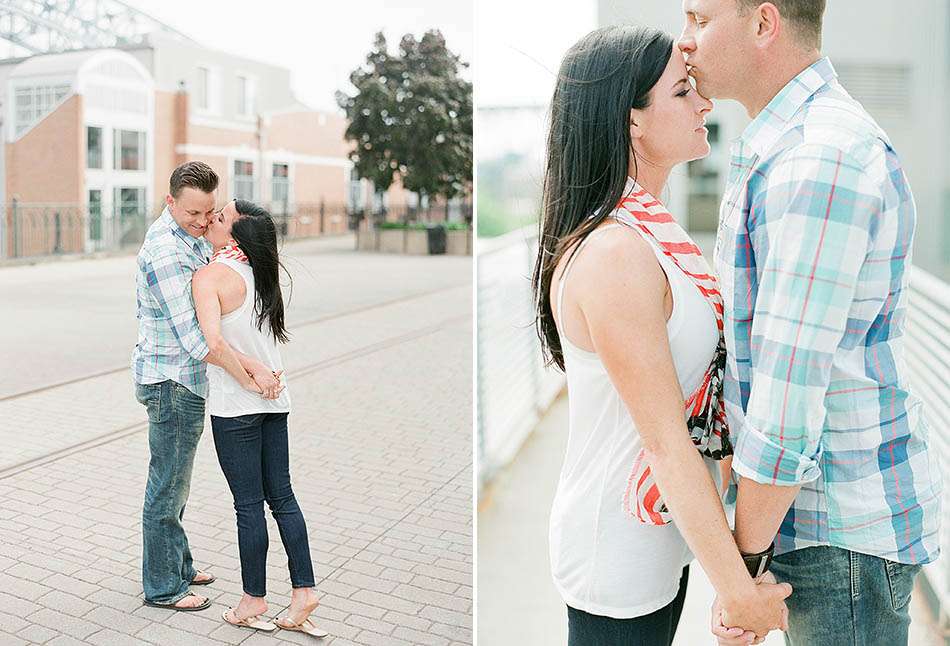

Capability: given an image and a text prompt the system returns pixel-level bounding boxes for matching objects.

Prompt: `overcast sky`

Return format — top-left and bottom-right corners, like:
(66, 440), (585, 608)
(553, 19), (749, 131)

(476, 0), (595, 107)
(123, 0), (473, 112)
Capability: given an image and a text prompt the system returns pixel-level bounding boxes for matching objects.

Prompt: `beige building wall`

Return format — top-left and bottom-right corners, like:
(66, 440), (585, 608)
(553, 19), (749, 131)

(267, 111), (349, 157)
(293, 163), (347, 204)
(153, 89), (183, 207)
(6, 94), (83, 204)
(5, 95), (84, 257)
(188, 124), (258, 148)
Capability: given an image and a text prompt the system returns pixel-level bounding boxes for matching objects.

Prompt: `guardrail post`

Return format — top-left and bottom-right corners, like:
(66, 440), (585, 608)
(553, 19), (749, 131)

(12, 198), (18, 258)
(54, 211), (62, 254)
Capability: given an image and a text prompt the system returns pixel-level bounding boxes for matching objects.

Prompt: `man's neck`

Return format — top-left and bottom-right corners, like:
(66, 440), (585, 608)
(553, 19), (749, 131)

(743, 51), (822, 119)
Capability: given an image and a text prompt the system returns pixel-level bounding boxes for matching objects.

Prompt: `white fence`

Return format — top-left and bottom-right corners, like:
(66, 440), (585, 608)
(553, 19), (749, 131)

(476, 226), (565, 493)
(905, 266), (950, 631)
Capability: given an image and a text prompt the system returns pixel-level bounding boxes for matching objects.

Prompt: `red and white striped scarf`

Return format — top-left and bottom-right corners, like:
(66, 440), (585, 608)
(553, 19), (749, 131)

(211, 239), (249, 265)
(615, 180), (732, 525)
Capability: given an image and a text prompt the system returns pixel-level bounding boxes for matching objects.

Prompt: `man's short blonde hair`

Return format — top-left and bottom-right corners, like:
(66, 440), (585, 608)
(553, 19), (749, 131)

(736, 0), (826, 49)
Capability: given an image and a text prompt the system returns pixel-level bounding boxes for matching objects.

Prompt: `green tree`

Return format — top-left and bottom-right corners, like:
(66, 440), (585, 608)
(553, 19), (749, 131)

(337, 30), (472, 208)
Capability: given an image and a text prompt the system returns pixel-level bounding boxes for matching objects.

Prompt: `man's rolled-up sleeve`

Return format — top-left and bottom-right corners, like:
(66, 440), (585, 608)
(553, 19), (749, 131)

(733, 144), (880, 486)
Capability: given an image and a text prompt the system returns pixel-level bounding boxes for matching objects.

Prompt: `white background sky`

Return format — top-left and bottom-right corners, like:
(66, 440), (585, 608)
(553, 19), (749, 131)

(123, 0), (474, 112)
(475, 0), (595, 107)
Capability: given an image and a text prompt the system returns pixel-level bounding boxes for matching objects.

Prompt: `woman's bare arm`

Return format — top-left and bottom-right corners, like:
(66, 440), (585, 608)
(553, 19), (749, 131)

(570, 228), (789, 637)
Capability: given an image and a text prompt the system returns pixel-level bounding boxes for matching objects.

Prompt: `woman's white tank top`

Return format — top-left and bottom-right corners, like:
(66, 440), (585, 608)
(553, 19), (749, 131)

(548, 220), (720, 618)
(206, 257), (291, 417)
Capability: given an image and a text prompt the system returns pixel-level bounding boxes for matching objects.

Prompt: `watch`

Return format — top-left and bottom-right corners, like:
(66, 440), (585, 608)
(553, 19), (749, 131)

(740, 542), (774, 578)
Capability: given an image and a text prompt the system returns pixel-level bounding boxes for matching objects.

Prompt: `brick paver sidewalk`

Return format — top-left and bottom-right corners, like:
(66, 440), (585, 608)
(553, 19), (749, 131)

(0, 238), (473, 645)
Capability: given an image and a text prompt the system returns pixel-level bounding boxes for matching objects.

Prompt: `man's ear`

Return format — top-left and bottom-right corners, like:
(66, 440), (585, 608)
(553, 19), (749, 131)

(629, 109), (644, 140)
(165, 194), (174, 209)
(753, 2), (781, 45)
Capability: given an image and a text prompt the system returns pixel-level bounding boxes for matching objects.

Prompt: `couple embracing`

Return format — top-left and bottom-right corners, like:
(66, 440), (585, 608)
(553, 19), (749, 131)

(131, 161), (327, 637)
(536, 1), (940, 644)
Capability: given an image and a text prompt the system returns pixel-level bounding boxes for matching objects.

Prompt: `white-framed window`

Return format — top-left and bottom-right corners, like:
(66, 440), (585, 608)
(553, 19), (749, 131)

(88, 189), (102, 242)
(348, 168), (365, 212)
(192, 64), (221, 115)
(234, 160), (255, 200)
(114, 187), (146, 219)
(196, 66), (209, 110)
(113, 129), (146, 171)
(237, 75), (256, 117)
(372, 189), (389, 213)
(86, 126), (102, 169)
(271, 163), (290, 205)
(14, 84), (70, 136)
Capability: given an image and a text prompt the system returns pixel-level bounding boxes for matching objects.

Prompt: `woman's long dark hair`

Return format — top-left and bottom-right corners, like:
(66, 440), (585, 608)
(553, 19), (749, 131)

(532, 25), (673, 371)
(231, 200), (291, 344)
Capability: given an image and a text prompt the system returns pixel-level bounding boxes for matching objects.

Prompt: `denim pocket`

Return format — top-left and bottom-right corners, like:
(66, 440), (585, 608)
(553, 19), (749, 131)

(884, 560), (920, 611)
(136, 382), (169, 424)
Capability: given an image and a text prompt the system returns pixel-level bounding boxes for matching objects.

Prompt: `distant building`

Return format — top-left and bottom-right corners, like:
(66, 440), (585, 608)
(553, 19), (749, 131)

(0, 30), (414, 257)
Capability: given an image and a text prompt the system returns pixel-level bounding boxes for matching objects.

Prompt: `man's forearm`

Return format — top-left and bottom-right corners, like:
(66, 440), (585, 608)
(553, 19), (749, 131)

(206, 338), (256, 389)
(234, 350), (269, 376)
(734, 478), (802, 553)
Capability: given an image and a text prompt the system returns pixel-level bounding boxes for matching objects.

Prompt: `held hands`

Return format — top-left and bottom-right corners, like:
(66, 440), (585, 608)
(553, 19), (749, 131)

(243, 367), (284, 399)
(712, 572), (791, 645)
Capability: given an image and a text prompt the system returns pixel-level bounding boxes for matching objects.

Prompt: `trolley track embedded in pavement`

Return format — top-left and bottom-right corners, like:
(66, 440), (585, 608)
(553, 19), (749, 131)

(0, 310), (470, 480)
(0, 283), (467, 403)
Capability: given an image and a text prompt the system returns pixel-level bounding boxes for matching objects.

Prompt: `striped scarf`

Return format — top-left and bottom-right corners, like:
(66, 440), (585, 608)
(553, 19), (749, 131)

(211, 239), (249, 265)
(616, 180), (733, 525)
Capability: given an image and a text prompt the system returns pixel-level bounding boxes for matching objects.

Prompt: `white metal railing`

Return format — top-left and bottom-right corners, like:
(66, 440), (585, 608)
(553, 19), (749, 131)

(905, 266), (950, 630)
(477, 225), (565, 493)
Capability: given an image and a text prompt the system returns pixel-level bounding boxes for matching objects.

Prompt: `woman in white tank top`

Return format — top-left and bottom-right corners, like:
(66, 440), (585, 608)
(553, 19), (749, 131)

(532, 26), (791, 645)
(192, 200), (327, 638)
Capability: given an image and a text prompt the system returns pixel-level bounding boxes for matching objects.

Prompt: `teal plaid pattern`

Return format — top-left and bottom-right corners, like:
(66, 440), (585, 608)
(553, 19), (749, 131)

(715, 58), (941, 564)
(132, 208), (212, 398)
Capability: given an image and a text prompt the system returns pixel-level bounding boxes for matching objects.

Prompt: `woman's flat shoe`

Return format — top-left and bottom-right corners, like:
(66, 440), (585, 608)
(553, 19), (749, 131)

(276, 617), (329, 638)
(222, 607), (277, 632)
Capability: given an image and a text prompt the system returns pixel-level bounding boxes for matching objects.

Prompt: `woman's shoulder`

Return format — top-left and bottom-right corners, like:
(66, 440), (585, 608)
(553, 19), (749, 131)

(561, 222), (667, 308)
(193, 261), (236, 284)
(573, 222), (662, 276)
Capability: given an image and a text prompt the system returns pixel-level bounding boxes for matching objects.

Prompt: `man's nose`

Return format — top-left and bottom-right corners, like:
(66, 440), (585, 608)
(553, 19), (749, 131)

(677, 32), (694, 53)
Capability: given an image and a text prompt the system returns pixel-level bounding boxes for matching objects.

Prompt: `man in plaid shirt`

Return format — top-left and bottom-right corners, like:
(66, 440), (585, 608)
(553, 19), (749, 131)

(132, 161), (280, 611)
(679, 1), (941, 644)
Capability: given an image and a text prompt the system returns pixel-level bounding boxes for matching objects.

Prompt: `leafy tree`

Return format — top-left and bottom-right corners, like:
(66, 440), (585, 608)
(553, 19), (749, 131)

(337, 30), (472, 206)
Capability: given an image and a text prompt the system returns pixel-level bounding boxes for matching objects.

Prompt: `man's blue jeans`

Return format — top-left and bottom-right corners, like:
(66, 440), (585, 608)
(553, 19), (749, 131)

(136, 380), (204, 605)
(769, 545), (921, 646)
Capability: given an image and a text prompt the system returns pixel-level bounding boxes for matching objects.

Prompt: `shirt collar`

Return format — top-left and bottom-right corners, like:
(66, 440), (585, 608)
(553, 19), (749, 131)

(738, 56), (837, 158)
(161, 206), (210, 260)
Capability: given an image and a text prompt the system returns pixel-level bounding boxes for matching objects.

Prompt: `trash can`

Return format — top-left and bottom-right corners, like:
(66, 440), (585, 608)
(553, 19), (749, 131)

(426, 224), (447, 255)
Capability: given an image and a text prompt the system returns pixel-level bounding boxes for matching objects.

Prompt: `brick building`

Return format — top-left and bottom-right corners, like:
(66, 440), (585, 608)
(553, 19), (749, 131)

(0, 30), (415, 257)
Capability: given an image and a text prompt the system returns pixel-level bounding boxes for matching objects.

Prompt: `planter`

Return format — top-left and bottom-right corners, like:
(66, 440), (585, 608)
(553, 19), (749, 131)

(446, 229), (472, 255)
(357, 224), (473, 255)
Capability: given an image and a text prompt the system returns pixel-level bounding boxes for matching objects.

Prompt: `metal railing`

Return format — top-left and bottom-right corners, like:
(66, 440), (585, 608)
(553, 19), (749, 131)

(0, 201), (362, 261)
(905, 266), (950, 631)
(477, 225), (564, 493)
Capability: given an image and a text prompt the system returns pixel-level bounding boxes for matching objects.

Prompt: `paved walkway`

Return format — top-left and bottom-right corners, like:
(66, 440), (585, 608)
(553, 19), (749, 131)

(0, 235), (473, 645)
(478, 394), (944, 646)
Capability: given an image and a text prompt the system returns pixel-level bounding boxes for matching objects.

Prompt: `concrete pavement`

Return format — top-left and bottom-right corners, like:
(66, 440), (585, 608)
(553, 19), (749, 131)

(0, 234), (473, 645)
